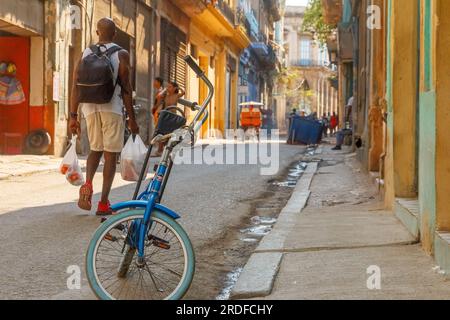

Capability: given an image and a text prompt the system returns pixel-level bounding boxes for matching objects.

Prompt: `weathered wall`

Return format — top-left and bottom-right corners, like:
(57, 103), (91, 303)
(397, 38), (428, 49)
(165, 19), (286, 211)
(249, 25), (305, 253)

(0, 0), (44, 35)
(434, 0), (450, 232)
(389, 0), (419, 199)
(417, 0), (436, 254)
(134, 3), (153, 141)
(367, 0), (386, 173)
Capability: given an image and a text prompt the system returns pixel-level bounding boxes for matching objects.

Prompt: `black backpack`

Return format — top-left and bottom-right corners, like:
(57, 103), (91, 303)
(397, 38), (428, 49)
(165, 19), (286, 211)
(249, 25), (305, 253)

(77, 44), (122, 104)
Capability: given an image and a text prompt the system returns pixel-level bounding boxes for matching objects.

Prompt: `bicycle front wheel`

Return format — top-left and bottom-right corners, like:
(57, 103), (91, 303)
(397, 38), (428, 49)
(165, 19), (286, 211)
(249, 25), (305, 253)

(86, 209), (195, 300)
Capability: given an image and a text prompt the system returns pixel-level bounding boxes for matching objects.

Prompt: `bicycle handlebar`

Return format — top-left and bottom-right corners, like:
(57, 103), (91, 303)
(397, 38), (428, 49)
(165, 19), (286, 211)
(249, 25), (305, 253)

(184, 55), (204, 77)
(178, 99), (199, 111)
(180, 55), (214, 137)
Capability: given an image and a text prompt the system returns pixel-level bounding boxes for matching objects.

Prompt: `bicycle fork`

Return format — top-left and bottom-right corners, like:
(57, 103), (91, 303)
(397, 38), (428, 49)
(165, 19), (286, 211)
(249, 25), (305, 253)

(129, 164), (168, 265)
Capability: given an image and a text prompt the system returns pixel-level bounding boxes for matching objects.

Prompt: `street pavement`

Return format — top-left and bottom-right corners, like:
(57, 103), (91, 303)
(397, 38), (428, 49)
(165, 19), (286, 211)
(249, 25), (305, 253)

(0, 141), (303, 299)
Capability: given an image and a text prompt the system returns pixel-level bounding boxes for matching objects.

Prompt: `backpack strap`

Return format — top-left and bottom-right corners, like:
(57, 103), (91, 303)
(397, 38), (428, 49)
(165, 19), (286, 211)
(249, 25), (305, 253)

(89, 44), (104, 56)
(89, 45), (97, 55)
(104, 45), (123, 88)
(88, 44), (122, 57)
(105, 45), (123, 58)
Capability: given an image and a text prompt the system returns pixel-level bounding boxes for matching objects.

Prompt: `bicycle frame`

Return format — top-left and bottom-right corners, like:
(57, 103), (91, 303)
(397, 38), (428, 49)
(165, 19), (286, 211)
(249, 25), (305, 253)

(110, 55), (214, 261)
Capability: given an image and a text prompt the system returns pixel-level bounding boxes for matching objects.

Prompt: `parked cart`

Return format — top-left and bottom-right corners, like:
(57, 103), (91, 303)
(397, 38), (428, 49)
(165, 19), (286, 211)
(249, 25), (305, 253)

(239, 101), (264, 140)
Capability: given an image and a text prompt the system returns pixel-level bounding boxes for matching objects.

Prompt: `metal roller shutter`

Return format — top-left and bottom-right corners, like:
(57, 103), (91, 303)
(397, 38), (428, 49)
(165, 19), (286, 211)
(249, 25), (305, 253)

(160, 18), (187, 89)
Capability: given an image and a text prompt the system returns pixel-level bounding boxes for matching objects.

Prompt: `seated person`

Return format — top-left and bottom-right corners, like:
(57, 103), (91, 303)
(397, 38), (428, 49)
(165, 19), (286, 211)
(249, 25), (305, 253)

(332, 96), (353, 151)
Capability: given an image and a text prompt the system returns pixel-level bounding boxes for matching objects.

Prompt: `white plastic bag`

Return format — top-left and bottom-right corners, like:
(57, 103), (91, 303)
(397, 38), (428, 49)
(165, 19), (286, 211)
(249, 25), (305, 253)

(120, 135), (148, 181)
(60, 136), (85, 186)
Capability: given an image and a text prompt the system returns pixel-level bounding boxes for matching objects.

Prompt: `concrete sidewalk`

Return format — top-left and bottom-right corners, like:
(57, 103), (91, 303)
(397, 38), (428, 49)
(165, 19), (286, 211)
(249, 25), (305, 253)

(231, 144), (450, 300)
(0, 155), (87, 180)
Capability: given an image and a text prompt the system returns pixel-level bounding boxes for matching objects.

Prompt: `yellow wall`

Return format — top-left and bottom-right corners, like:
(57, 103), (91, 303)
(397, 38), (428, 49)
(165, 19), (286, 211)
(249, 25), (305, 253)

(435, 0), (450, 231)
(188, 8), (245, 137)
(386, 0), (419, 202)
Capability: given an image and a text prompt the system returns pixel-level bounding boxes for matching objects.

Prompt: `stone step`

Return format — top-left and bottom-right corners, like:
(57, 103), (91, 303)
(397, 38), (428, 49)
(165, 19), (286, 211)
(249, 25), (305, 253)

(395, 198), (420, 240)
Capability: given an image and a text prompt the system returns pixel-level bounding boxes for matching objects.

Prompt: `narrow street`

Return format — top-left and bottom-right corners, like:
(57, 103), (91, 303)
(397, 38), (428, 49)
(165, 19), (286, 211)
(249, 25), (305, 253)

(0, 142), (304, 299)
(4, 0), (450, 308)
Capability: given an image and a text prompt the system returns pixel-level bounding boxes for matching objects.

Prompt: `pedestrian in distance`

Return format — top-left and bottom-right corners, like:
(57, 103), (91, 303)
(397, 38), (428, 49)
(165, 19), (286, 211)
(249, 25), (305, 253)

(163, 81), (186, 110)
(322, 112), (329, 138)
(151, 76), (166, 126)
(330, 112), (338, 135)
(154, 81), (186, 156)
(261, 107), (274, 138)
(69, 17), (139, 216)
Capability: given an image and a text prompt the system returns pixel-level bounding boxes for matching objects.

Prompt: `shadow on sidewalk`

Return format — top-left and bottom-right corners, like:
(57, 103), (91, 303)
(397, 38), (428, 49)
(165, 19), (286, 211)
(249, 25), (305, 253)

(236, 144), (450, 300)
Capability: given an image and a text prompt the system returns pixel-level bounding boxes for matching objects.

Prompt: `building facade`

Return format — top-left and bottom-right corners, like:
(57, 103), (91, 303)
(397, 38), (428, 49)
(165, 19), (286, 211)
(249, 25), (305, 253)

(237, 0), (284, 131)
(323, 0), (450, 275)
(0, 0), (283, 155)
(284, 5), (338, 118)
(0, 0), (156, 156)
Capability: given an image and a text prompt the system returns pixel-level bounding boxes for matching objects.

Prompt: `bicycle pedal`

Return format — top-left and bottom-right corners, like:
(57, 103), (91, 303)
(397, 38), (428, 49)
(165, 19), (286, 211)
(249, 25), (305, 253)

(148, 235), (170, 250)
(104, 233), (118, 242)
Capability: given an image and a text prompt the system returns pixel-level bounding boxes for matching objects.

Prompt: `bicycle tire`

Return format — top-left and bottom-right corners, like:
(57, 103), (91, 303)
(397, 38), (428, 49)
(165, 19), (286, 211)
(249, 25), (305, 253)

(86, 209), (195, 300)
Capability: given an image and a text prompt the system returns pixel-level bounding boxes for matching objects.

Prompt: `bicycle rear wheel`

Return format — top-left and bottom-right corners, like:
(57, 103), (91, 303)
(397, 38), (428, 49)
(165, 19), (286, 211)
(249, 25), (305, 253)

(86, 209), (195, 300)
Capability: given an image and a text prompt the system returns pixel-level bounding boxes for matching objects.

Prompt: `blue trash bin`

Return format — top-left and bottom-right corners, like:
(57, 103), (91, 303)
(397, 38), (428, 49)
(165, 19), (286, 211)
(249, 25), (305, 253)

(288, 116), (324, 145)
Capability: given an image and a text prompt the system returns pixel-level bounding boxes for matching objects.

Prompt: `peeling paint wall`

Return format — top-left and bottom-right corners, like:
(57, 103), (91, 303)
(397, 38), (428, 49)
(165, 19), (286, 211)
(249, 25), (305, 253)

(384, 0), (419, 209)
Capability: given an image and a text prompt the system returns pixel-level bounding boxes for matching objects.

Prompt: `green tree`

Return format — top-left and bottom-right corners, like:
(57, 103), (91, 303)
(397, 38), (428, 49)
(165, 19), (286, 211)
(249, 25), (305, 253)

(301, 0), (334, 45)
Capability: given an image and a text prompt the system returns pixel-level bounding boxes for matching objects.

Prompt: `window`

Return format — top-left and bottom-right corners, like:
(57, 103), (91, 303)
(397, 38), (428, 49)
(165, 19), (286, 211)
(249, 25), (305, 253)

(300, 39), (311, 65)
(190, 44), (198, 59)
(318, 45), (329, 66)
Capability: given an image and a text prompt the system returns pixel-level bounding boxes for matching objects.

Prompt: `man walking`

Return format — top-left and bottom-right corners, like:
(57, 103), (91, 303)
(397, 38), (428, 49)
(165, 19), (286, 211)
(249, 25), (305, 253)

(69, 18), (139, 215)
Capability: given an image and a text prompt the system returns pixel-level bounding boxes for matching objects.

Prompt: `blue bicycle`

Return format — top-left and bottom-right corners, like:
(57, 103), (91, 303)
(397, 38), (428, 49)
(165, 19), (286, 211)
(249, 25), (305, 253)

(85, 56), (213, 300)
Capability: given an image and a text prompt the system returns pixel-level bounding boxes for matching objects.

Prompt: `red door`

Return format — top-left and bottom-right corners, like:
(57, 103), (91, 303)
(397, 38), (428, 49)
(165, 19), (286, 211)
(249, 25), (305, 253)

(0, 37), (30, 154)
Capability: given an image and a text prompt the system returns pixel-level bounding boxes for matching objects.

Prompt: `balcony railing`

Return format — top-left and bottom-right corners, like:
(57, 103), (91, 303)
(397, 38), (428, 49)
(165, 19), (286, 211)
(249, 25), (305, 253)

(236, 9), (252, 39)
(214, 0), (236, 24)
(291, 59), (330, 67)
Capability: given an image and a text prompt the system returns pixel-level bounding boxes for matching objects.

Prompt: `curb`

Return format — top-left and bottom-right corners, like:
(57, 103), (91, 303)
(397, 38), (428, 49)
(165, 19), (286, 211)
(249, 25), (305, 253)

(230, 160), (319, 299)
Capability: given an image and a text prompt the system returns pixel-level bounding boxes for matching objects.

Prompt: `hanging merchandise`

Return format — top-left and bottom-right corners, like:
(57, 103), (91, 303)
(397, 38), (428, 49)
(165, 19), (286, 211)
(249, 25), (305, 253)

(0, 61), (26, 106)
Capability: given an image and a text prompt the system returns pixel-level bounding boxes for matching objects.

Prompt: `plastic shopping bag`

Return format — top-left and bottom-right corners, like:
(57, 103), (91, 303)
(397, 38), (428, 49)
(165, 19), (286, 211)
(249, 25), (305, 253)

(60, 136), (85, 186)
(120, 135), (148, 181)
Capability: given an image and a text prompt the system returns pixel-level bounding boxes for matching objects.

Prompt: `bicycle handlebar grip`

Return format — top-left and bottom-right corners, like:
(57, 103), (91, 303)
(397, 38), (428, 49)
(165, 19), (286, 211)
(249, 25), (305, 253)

(184, 55), (204, 76)
(178, 98), (198, 110)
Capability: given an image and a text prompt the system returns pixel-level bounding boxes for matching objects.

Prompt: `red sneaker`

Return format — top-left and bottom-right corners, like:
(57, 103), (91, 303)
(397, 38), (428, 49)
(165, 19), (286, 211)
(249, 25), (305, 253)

(96, 201), (113, 216)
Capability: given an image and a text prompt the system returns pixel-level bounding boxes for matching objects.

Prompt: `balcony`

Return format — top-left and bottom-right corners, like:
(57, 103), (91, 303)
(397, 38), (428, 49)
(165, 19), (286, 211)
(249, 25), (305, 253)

(236, 6), (259, 41)
(192, 0), (251, 50)
(291, 59), (330, 68)
(170, 0), (208, 17)
(213, 0), (236, 24)
(250, 43), (277, 70)
(236, 9), (252, 39)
